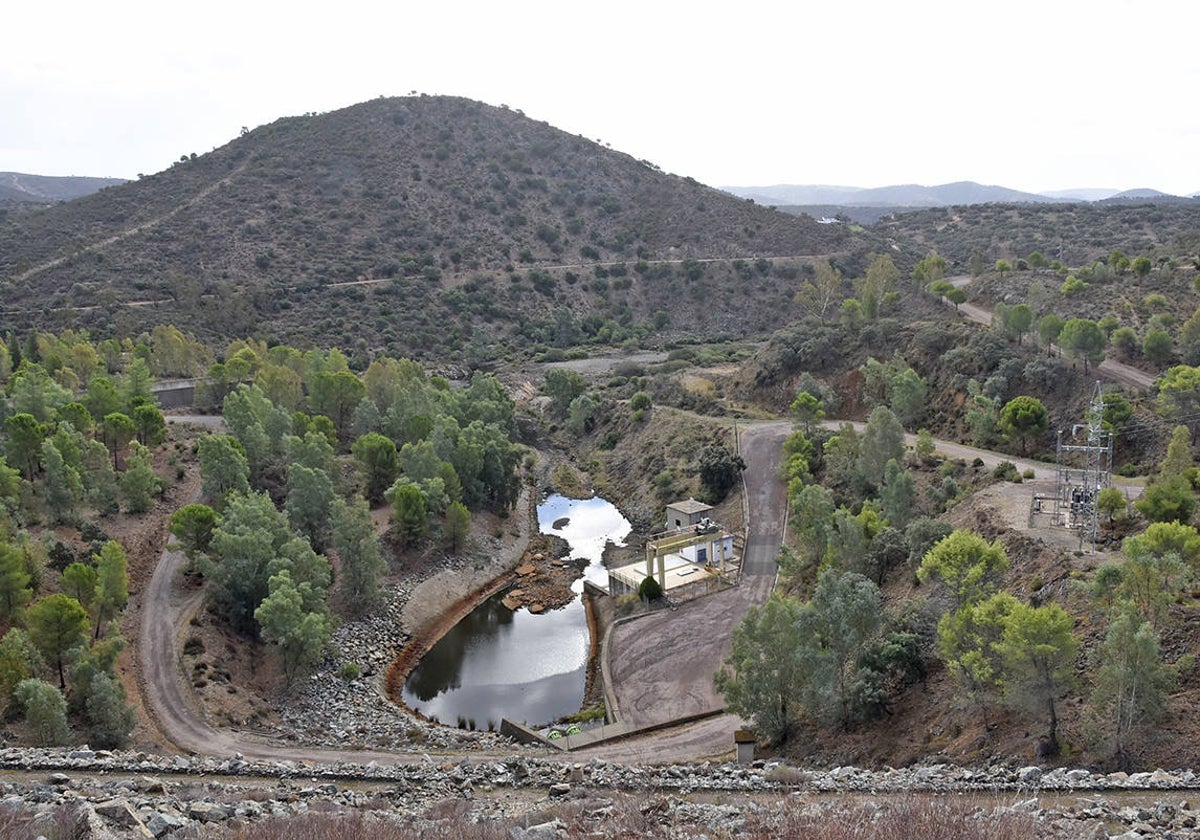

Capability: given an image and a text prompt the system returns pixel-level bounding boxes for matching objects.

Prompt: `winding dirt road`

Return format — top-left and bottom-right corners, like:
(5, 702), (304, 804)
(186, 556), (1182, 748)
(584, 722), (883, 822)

(944, 275), (1155, 391)
(140, 418), (793, 765)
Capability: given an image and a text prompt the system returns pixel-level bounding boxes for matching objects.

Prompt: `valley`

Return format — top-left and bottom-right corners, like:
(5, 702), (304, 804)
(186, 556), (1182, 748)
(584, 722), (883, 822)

(2, 94), (1200, 838)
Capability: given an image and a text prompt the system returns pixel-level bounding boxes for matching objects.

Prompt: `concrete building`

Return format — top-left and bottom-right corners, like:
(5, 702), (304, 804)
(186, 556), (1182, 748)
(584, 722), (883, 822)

(665, 498), (712, 530)
(608, 500), (740, 601)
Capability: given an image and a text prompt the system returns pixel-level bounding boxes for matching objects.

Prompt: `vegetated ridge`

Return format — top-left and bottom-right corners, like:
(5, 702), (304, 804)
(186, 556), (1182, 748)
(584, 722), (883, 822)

(725, 181), (1067, 207)
(0, 95), (870, 361)
(874, 202), (1200, 268)
(0, 172), (127, 211)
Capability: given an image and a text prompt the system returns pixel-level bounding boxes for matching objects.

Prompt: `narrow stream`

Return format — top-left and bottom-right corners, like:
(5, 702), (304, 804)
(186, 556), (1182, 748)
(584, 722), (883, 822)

(401, 495), (631, 729)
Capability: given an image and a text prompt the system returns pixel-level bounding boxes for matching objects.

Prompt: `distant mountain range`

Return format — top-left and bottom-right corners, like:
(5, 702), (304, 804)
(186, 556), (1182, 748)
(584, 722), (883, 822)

(722, 181), (1199, 208)
(0, 172), (127, 206)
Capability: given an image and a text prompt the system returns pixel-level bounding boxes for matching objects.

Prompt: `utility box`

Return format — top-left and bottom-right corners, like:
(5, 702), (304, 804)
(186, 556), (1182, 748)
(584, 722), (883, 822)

(734, 730), (756, 764)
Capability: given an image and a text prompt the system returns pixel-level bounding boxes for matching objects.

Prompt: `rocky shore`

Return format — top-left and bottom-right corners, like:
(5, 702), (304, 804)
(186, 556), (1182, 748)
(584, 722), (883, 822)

(1, 748), (1199, 838)
(262, 489), (575, 755)
(270, 562), (514, 753)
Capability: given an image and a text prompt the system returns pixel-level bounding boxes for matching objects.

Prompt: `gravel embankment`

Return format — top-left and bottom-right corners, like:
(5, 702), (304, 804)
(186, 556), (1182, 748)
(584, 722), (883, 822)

(1, 749), (1198, 838)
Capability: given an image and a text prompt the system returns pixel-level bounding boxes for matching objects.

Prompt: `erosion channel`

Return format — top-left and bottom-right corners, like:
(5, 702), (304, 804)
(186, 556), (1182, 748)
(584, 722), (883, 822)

(400, 494), (631, 730)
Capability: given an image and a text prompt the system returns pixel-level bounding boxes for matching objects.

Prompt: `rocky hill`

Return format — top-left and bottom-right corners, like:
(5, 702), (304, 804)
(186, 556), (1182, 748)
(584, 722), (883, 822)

(0, 96), (872, 362)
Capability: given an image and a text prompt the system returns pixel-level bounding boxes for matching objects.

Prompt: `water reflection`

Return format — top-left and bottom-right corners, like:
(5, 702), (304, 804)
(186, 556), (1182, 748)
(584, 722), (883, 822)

(400, 495), (630, 728)
(536, 494), (632, 589)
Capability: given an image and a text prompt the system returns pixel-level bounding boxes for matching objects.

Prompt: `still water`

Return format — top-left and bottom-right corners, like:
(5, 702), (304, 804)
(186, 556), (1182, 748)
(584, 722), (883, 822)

(400, 495), (631, 729)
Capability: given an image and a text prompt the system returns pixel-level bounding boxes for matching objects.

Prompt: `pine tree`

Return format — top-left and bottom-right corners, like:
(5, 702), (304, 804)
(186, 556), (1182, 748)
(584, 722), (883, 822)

(82, 439), (119, 515)
(15, 679), (69, 746)
(1090, 609), (1174, 761)
(92, 542), (129, 640)
(83, 671), (135, 749)
(27, 594), (88, 689)
(0, 542), (33, 623)
(254, 571), (330, 685)
(120, 442), (160, 514)
(331, 497), (384, 615)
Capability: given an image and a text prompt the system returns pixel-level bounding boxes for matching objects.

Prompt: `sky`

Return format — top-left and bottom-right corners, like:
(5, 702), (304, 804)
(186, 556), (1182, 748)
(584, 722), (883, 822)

(3, 0), (1198, 195)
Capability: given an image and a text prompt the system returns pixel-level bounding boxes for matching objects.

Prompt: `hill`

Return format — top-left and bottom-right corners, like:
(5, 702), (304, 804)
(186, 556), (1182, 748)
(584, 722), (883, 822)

(0, 172), (126, 213)
(870, 202), (1200, 269)
(0, 96), (871, 361)
(724, 181), (1060, 208)
(728, 183), (1200, 226)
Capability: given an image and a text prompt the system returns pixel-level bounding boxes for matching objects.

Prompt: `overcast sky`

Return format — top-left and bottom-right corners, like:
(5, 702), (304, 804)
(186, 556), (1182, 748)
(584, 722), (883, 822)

(3, 0), (1197, 195)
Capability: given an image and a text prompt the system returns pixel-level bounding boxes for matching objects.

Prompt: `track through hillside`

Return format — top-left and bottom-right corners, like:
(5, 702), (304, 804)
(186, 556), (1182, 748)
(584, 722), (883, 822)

(11, 160), (249, 288)
(945, 275), (1155, 390)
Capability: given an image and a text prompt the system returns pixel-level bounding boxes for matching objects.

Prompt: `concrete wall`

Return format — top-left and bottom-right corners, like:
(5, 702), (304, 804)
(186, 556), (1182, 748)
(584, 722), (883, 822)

(154, 385), (195, 409)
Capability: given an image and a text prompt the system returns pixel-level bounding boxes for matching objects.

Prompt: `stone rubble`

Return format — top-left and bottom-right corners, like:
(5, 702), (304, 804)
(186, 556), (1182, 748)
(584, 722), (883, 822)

(0, 748), (1199, 837)
(271, 566), (515, 753)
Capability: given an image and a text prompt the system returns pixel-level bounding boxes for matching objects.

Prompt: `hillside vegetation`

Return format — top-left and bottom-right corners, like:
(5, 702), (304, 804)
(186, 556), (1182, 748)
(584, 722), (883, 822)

(874, 202), (1200, 269)
(0, 96), (867, 362)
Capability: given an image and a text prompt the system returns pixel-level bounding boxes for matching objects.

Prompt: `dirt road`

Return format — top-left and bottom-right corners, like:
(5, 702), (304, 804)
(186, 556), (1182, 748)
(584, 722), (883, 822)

(139, 414), (1125, 766)
(944, 275), (1155, 391)
(138, 417), (790, 765)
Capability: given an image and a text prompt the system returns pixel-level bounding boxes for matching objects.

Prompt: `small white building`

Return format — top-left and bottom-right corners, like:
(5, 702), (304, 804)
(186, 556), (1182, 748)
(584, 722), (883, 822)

(665, 498), (712, 531)
(676, 528), (735, 566)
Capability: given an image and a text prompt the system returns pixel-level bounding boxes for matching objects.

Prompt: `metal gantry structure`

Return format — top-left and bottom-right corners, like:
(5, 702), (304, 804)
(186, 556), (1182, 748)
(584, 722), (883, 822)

(1053, 382), (1114, 550)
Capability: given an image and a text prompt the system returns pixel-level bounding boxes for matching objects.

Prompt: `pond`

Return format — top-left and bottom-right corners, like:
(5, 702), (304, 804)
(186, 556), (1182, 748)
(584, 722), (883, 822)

(400, 494), (631, 729)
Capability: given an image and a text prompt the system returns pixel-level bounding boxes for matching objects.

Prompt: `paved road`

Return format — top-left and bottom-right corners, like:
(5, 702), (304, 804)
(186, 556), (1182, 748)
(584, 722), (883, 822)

(598, 422), (790, 735)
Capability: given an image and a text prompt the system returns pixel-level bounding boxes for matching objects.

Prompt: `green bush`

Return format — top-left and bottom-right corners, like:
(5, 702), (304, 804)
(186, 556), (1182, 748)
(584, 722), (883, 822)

(992, 461), (1021, 482)
(638, 575), (663, 602)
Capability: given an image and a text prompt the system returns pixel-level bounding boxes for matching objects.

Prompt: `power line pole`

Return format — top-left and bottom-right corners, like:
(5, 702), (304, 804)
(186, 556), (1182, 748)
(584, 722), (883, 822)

(1053, 382), (1114, 551)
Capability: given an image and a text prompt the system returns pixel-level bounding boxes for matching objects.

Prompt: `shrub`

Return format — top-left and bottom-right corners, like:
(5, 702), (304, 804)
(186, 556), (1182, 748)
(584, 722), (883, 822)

(992, 461), (1021, 482)
(629, 391), (652, 411)
(15, 679), (69, 746)
(638, 575), (663, 602)
(614, 593), (642, 617)
(1061, 275), (1089, 296)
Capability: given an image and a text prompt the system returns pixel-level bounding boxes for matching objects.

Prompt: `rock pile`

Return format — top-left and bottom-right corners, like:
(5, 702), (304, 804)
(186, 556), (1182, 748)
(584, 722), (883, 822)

(272, 579), (512, 752)
(1, 750), (1198, 838)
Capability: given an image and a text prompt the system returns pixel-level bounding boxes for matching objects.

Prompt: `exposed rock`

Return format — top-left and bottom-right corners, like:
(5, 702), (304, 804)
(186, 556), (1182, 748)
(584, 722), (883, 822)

(188, 801), (231, 822)
(145, 812), (187, 837)
(94, 798), (147, 831)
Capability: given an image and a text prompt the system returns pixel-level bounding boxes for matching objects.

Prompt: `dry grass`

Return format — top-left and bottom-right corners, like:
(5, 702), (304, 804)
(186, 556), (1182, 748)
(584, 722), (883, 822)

(754, 799), (1041, 840)
(200, 794), (1045, 840)
(210, 811), (511, 840)
(0, 802), (89, 840)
